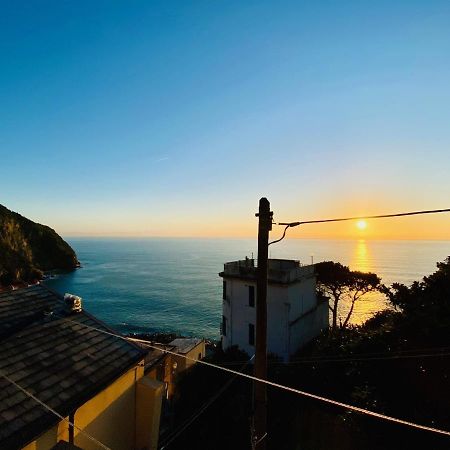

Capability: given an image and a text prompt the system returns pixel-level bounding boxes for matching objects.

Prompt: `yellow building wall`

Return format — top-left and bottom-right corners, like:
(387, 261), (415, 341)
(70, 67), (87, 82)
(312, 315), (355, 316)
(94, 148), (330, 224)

(146, 354), (176, 399)
(22, 359), (164, 450)
(21, 424), (66, 450)
(174, 341), (206, 373)
(74, 363), (144, 450)
(136, 377), (164, 450)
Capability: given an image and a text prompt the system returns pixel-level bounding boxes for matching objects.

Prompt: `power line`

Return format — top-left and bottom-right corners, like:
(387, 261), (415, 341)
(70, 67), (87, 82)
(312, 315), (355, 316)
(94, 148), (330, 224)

(276, 351), (450, 365)
(217, 345), (450, 366)
(279, 208), (450, 227)
(0, 369), (111, 450)
(159, 356), (254, 450)
(290, 345), (450, 359)
(216, 351), (450, 367)
(270, 207), (450, 245)
(268, 225), (289, 246)
(60, 318), (450, 438)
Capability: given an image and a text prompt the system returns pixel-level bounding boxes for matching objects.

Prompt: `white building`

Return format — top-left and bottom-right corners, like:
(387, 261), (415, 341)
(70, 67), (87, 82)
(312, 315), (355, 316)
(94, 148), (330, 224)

(220, 258), (328, 361)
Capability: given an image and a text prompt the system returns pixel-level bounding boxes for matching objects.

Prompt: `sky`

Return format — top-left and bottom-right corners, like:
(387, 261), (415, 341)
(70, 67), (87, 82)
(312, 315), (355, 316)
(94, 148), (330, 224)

(1, 1), (450, 239)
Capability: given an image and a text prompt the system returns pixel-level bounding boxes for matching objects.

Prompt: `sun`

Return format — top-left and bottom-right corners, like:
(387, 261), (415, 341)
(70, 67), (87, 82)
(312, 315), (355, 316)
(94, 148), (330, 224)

(356, 220), (367, 230)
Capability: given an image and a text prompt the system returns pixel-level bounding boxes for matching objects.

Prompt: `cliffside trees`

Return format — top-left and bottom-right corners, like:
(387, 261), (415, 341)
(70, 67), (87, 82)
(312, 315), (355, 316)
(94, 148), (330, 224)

(315, 261), (381, 330)
(0, 204), (78, 287)
(382, 256), (450, 324)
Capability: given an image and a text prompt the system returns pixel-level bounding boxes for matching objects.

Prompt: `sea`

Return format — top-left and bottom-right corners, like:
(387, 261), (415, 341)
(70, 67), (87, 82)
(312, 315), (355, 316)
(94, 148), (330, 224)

(44, 238), (450, 340)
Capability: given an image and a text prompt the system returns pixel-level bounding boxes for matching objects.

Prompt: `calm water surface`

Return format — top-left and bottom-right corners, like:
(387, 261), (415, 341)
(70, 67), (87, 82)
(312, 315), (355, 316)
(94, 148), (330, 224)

(45, 238), (450, 339)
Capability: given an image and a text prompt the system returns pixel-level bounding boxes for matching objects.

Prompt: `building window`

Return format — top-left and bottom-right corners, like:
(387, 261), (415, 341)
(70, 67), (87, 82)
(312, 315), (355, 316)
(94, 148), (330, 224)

(222, 315), (227, 336)
(223, 281), (227, 300)
(248, 323), (255, 346)
(248, 285), (255, 307)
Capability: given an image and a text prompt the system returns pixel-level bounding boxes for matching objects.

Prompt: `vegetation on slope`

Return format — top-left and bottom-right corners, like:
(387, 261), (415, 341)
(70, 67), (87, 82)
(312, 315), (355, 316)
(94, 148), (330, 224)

(0, 204), (78, 286)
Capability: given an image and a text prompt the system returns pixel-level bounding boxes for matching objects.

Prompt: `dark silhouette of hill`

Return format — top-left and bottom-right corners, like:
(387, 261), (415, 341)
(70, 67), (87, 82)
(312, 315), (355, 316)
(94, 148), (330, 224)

(0, 204), (78, 286)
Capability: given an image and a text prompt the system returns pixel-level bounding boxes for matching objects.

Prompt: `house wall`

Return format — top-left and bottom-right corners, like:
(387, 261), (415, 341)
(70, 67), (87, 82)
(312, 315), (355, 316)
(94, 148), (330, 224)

(289, 299), (329, 355)
(287, 275), (317, 319)
(222, 272), (326, 361)
(222, 278), (258, 356)
(147, 354), (176, 399)
(172, 342), (206, 373)
(222, 278), (291, 358)
(22, 425), (67, 450)
(267, 284), (290, 359)
(73, 364), (144, 450)
(22, 360), (164, 450)
(136, 377), (165, 450)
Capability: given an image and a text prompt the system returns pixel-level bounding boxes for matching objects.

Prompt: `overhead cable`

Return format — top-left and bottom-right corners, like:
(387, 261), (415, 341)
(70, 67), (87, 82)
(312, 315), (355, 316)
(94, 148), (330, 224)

(159, 356), (254, 449)
(61, 318), (450, 438)
(216, 351), (450, 367)
(270, 207), (450, 245)
(0, 369), (111, 450)
(216, 345), (450, 366)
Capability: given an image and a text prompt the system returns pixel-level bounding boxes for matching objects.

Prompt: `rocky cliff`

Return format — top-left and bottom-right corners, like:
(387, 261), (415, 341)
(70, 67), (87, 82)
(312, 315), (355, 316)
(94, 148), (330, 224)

(0, 204), (78, 286)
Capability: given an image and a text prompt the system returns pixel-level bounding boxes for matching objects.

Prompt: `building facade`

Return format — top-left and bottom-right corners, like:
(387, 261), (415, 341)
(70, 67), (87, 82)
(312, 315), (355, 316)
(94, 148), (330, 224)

(168, 338), (206, 373)
(0, 285), (168, 450)
(220, 258), (328, 361)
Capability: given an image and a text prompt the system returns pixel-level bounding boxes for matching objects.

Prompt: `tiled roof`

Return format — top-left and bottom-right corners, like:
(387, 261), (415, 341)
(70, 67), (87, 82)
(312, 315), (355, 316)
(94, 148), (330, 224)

(169, 338), (203, 354)
(0, 284), (147, 450)
(0, 285), (61, 339)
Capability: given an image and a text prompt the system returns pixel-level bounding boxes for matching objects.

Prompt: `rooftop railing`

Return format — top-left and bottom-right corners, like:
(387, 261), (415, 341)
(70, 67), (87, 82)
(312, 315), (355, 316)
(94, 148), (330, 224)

(222, 259), (315, 283)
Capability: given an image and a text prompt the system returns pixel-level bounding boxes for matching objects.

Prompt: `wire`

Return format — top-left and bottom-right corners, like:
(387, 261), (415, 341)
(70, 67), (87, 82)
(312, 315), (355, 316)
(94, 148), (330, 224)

(216, 345), (450, 366)
(253, 432), (267, 448)
(276, 352), (450, 365)
(272, 208), (450, 244)
(159, 356), (254, 449)
(279, 208), (450, 227)
(0, 369), (111, 450)
(216, 351), (450, 367)
(60, 318), (450, 438)
(290, 345), (450, 359)
(268, 225), (289, 246)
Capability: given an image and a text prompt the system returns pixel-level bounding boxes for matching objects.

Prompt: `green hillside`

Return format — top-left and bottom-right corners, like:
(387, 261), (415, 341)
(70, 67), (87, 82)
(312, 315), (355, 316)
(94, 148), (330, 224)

(0, 204), (78, 286)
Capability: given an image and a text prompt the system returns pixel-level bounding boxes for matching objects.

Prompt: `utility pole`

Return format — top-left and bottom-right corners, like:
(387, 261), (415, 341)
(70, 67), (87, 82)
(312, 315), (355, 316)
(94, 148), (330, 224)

(253, 197), (272, 450)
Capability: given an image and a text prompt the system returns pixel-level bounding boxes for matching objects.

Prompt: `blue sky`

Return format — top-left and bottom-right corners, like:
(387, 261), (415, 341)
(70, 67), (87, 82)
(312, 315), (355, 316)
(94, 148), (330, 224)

(1, 1), (450, 238)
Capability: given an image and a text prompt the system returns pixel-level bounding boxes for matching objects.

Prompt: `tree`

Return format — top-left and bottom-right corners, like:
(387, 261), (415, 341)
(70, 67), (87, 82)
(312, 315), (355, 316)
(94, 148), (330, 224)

(315, 261), (381, 330)
(382, 256), (450, 318)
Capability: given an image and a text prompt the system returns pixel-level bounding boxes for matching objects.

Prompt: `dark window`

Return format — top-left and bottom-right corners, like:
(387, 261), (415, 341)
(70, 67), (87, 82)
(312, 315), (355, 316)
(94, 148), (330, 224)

(198, 353), (202, 360)
(248, 323), (255, 346)
(222, 315), (227, 336)
(223, 281), (227, 300)
(248, 285), (255, 307)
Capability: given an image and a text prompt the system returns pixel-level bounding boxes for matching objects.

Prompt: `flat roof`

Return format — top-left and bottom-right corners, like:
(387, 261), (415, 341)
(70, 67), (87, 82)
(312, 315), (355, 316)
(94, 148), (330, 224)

(168, 338), (203, 354)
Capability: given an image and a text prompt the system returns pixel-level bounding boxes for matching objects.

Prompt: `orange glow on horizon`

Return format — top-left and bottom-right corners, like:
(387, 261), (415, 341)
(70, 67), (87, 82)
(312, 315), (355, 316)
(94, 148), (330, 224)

(57, 202), (450, 240)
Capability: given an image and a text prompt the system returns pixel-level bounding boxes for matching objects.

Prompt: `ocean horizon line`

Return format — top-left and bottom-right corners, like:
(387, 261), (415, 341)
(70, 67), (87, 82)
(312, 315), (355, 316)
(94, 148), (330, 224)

(62, 235), (450, 242)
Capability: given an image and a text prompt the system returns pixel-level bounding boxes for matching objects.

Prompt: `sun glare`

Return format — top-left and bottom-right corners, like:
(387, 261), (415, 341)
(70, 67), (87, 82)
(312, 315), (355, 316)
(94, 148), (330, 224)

(356, 220), (367, 230)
